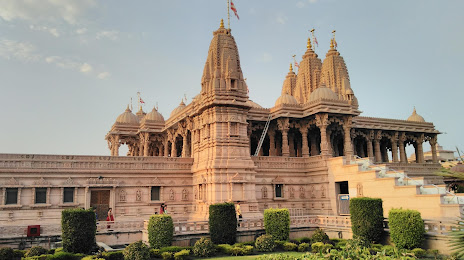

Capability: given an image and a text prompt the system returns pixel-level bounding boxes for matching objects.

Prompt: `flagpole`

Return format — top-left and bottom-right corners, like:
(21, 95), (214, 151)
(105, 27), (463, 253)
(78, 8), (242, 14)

(227, 0), (230, 29)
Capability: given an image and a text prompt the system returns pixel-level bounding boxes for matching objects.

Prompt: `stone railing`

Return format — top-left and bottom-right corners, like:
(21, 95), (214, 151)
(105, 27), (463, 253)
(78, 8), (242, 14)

(384, 162), (441, 175)
(0, 153), (193, 171)
(423, 219), (460, 235)
(252, 156), (326, 170)
(97, 220), (145, 233)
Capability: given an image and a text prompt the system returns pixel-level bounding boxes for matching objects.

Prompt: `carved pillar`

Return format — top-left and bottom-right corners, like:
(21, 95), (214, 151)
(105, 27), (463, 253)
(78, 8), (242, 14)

(316, 114), (330, 156)
(269, 130), (276, 156)
(142, 133), (150, 157)
(343, 116), (353, 157)
(182, 134), (188, 157)
(417, 134), (425, 163)
(164, 141), (169, 157)
(367, 130), (374, 158)
(301, 128), (309, 157)
(277, 118), (290, 157)
(430, 135), (438, 163)
(310, 135), (318, 156)
(113, 135), (120, 156)
(374, 131), (382, 163)
(399, 133), (407, 163)
(391, 132), (399, 163)
(171, 137), (177, 158)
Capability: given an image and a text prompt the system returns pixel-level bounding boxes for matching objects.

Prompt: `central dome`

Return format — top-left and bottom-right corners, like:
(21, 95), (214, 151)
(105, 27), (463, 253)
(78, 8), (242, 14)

(309, 84), (339, 102)
(407, 108), (425, 122)
(115, 106), (139, 125)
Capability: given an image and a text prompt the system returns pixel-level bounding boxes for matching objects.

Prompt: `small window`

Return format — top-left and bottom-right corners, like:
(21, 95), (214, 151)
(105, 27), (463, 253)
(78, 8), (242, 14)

(63, 187), (74, 203)
(275, 184), (283, 198)
(151, 186), (160, 201)
(35, 188), (47, 204)
(6, 188), (18, 205)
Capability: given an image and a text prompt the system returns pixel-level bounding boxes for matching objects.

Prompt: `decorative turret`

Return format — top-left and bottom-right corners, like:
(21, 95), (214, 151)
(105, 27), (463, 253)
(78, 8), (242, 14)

(115, 105), (139, 126)
(200, 19), (248, 101)
(294, 38), (322, 104)
(281, 63), (297, 96)
(170, 100), (186, 118)
(407, 107), (426, 122)
(320, 36), (356, 107)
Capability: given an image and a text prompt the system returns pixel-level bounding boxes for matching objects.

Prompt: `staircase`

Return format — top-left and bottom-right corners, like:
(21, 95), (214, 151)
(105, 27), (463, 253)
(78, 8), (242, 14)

(328, 156), (464, 220)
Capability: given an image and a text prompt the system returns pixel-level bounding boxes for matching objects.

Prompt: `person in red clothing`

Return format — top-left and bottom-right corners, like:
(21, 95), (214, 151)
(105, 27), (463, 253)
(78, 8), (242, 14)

(160, 203), (165, 214)
(106, 208), (114, 229)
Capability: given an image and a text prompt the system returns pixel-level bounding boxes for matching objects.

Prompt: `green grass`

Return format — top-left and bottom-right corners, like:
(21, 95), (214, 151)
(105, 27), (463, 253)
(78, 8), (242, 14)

(207, 251), (306, 259)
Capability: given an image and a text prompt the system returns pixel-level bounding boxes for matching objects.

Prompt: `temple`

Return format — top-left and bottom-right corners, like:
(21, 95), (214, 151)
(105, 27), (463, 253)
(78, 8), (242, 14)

(0, 20), (460, 244)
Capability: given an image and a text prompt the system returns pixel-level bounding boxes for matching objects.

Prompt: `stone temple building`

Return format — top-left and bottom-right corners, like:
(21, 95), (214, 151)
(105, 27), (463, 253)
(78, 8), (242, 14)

(0, 20), (461, 241)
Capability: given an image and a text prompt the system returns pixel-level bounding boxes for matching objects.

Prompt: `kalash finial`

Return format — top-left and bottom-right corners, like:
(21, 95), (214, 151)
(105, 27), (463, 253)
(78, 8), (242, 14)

(330, 38), (335, 49)
(289, 63), (293, 72)
(220, 19), (224, 28)
(307, 37), (312, 50)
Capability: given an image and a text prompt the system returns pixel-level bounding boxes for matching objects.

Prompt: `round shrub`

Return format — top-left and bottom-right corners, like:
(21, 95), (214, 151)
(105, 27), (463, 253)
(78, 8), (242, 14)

(148, 214), (174, 249)
(123, 240), (150, 260)
(161, 252), (173, 260)
(349, 197), (384, 243)
(25, 246), (48, 257)
(264, 208), (290, 241)
(0, 247), (14, 260)
(311, 242), (325, 253)
(209, 202), (237, 244)
(311, 228), (329, 243)
(412, 248), (426, 258)
(388, 209), (425, 249)
(149, 249), (161, 259)
(61, 208), (96, 254)
(298, 243), (310, 252)
(283, 242), (297, 251)
(192, 237), (215, 257)
(255, 234), (276, 252)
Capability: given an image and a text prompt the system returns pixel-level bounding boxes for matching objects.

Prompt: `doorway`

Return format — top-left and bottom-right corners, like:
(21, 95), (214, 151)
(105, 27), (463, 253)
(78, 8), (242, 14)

(336, 181), (350, 215)
(91, 190), (110, 221)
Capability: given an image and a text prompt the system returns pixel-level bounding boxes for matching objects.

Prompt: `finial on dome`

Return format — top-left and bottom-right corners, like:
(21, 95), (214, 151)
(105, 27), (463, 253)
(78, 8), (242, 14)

(307, 38), (312, 50)
(126, 104), (131, 112)
(220, 19), (224, 28)
(289, 63), (293, 72)
(413, 106), (417, 114)
(330, 39), (334, 49)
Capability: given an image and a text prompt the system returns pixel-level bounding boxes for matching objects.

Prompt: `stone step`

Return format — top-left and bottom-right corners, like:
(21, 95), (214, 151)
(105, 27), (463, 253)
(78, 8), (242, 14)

(419, 185), (448, 195)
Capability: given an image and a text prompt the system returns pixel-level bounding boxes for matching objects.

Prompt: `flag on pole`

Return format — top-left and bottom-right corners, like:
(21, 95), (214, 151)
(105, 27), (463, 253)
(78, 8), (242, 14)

(334, 39), (338, 48)
(313, 36), (318, 47)
(294, 61), (299, 68)
(230, 0), (239, 20)
(139, 97), (145, 104)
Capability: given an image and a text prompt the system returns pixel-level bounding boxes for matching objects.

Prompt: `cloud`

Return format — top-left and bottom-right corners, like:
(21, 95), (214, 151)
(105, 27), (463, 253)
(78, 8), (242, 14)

(276, 14), (288, 25)
(76, 28), (87, 34)
(296, 1), (305, 8)
(97, 72), (110, 79)
(0, 39), (41, 62)
(259, 52), (273, 63)
(0, 0), (96, 25)
(96, 30), (119, 41)
(80, 63), (92, 73)
(29, 25), (60, 37)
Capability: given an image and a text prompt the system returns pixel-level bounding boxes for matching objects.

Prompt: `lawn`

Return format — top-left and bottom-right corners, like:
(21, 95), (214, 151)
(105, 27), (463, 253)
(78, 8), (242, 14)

(208, 251), (306, 259)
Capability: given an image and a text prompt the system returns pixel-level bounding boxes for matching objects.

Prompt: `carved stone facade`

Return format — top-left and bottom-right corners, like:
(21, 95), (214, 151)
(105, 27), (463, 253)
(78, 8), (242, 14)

(0, 21), (451, 233)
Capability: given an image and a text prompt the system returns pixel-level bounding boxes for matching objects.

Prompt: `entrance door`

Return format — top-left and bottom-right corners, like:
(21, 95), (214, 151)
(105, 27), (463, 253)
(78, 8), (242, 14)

(336, 181), (350, 215)
(91, 190), (110, 221)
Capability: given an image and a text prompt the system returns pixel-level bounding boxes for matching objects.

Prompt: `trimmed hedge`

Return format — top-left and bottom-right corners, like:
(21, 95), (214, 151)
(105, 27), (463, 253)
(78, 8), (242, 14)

(264, 208), (290, 241)
(193, 237), (215, 257)
(349, 197), (384, 243)
(389, 208), (425, 249)
(25, 246), (48, 257)
(123, 240), (150, 260)
(61, 208), (96, 254)
(148, 214), (174, 249)
(209, 202), (237, 244)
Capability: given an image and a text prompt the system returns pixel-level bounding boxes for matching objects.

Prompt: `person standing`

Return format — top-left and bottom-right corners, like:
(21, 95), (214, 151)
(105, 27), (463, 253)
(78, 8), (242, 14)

(163, 204), (168, 214)
(106, 208), (114, 229)
(236, 201), (242, 227)
(160, 203), (165, 214)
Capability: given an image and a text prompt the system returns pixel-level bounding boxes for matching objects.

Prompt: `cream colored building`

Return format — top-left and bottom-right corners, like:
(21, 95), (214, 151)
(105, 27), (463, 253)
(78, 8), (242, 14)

(0, 20), (461, 242)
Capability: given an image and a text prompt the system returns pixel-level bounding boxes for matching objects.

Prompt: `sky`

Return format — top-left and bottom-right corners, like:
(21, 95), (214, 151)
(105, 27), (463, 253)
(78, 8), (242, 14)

(0, 0), (462, 157)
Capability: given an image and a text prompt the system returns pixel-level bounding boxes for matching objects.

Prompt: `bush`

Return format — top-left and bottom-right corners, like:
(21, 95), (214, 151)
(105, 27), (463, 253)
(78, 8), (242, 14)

(47, 252), (84, 260)
(102, 251), (124, 260)
(311, 228), (329, 243)
(298, 243), (310, 252)
(296, 237), (311, 244)
(349, 197), (384, 243)
(274, 240), (285, 251)
(411, 248), (426, 258)
(255, 234), (276, 252)
(123, 240), (150, 260)
(192, 237), (215, 257)
(173, 250), (189, 260)
(13, 249), (25, 259)
(311, 242), (325, 253)
(161, 252), (172, 260)
(159, 246), (191, 254)
(264, 208), (290, 241)
(61, 208), (96, 254)
(149, 249), (161, 259)
(217, 244), (233, 254)
(25, 246), (48, 257)
(388, 209), (425, 249)
(283, 242), (297, 251)
(148, 214), (174, 249)
(209, 203), (237, 245)
(0, 247), (14, 260)
(449, 215), (464, 259)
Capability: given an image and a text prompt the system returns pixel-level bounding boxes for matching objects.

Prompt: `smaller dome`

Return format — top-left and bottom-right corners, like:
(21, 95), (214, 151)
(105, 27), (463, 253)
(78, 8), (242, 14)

(116, 105), (139, 125)
(170, 100), (186, 117)
(144, 107), (164, 122)
(246, 99), (263, 108)
(275, 93), (298, 106)
(407, 108), (425, 122)
(309, 83), (338, 102)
